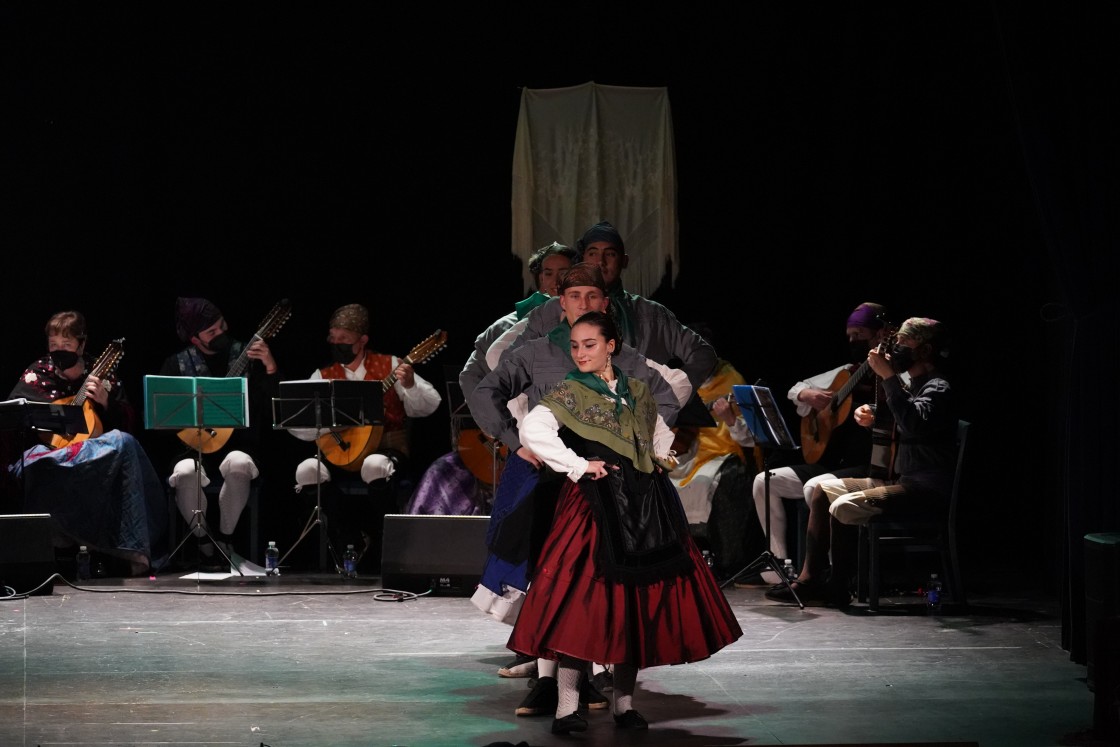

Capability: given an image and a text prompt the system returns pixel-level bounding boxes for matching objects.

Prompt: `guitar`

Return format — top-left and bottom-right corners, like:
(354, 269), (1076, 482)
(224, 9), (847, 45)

(44, 338), (126, 449)
(457, 426), (509, 486)
(318, 329), (448, 471)
(800, 313), (898, 464)
(177, 300), (293, 453)
(799, 358), (874, 465)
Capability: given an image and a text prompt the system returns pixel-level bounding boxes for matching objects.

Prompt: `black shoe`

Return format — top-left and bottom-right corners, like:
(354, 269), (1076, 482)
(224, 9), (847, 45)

(515, 676), (557, 716)
(614, 709), (649, 729)
(551, 712), (588, 735)
(766, 578), (852, 608)
(591, 669), (613, 694)
(765, 579), (817, 603)
(579, 674), (609, 710)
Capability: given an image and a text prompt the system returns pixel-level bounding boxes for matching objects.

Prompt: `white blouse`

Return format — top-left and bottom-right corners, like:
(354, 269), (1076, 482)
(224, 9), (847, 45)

(520, 382), (676, 482)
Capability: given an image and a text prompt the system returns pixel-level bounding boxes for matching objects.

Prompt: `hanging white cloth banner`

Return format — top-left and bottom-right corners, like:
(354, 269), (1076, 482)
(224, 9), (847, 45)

(511, 81), (678, 298)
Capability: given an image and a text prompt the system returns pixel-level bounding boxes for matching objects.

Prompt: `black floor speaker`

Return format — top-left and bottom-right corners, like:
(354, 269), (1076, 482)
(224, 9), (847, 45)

(0, 513), (56, 596)
(1085, 531), (1120, 691)
(381, 514), (489, 595)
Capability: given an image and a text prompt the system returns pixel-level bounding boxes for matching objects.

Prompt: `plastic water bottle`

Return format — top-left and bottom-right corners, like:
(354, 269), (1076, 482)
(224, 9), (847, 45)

(343, 544), (358, 579)
(265, 541), (280, 576)
(782, 558), (796, 580)
(926, 572), (943, 613)
(76, 546), (91, 581)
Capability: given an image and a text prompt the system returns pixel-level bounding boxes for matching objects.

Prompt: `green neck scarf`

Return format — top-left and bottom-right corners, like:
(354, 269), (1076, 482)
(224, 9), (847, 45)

(514, 291), (551, 321)
(546, 322), (574, 362)
(541, 378), (657, 474)
(566, 367), (633, 418)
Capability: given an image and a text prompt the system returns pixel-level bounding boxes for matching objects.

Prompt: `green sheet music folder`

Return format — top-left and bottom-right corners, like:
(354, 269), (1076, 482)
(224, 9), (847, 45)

(143, 375), (249, 430)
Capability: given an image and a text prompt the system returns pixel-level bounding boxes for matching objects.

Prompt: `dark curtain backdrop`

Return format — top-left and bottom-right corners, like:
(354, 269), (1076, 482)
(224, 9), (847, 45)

(994, 3), (1120, 662)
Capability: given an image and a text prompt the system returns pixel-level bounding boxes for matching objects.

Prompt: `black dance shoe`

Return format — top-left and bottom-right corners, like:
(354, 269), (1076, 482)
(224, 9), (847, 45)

(515, 676), (557, 716)
(551, 712), (588, 734)
(614, 709), (649, 729)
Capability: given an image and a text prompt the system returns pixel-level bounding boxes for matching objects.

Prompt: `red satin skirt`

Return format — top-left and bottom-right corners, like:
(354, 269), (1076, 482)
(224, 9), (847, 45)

(507, 480), (743, 668)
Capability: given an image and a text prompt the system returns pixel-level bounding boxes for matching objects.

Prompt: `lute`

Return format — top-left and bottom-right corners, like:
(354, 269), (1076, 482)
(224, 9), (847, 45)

(44, 338), (126, 449)
(319, 329), (448, 471)
(177, 300), (293, 453)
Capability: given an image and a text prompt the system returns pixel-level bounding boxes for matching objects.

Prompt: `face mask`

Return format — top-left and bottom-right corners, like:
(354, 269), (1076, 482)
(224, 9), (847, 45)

(49, 349), (81, 370)
(889, 343), (916, 373)
(206, 333), (232, 353)
(848, 340), (871, 364)
(331, 343), (356, 364)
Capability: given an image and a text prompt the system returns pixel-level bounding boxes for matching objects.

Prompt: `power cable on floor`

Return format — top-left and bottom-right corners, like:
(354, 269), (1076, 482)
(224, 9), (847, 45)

(0, 572), (432, 600)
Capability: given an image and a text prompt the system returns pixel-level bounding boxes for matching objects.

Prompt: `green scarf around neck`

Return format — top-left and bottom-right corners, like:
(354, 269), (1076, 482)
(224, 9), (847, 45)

(546, 322), (574, 362)
(541, 377), (658, 474)
(566, 367), (633, 418)
(514, 291), (551, 321)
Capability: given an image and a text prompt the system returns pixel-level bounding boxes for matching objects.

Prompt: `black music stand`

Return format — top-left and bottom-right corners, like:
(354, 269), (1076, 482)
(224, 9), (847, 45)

(0, 398), (88, 436)
(721, 384), (804, 607)
(273, 379), (382, 575)
(144, 375), (249, 577)
(0, 398), (87, 508)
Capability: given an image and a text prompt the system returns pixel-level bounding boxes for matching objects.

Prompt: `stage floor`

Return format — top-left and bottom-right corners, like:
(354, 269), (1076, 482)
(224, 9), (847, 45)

(0, 569), (1105, 747)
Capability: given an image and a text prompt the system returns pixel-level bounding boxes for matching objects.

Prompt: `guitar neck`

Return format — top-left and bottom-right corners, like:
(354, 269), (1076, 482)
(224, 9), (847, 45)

(832, 358), (872, 409)
(71, 378), (90, 408)
(226, 334), (261, 378)
(71, 342), (125, 408)
(379, 354), (420, 393)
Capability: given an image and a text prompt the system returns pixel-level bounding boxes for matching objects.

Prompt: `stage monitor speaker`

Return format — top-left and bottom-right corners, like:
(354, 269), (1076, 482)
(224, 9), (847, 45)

(1085, 532), (1120, 691)
(0, 513), (55, 596)
(381, 514), (489, 596)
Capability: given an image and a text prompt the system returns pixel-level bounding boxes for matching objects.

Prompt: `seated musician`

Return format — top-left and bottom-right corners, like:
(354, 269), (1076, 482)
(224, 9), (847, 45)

(666, 322), (760, 582)
(289, 303), (441, 572)
(8, 310), (166, 576)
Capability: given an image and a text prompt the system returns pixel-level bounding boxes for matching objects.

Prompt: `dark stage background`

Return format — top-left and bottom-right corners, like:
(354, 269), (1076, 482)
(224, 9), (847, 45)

(2, 4), (1113, 646)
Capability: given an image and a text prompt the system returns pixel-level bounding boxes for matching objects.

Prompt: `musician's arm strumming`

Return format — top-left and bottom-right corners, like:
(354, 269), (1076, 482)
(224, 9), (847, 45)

(390, 355), (441, 417)
(789, 364), (850, 416)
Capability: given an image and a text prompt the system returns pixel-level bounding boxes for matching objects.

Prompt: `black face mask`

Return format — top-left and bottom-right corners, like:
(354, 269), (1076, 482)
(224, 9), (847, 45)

(331, 343), (356, 364)
(848, 340), (871, 364)
(206, 333), (232, 353)
(49, 349), (81, 370)
(889, 343), (916, 373)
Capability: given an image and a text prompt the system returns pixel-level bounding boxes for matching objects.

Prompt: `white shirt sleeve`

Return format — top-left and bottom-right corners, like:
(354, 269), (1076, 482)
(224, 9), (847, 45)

(523, 403), (679, 481)
(787, 364), (849, 417)
(391, 355), (442, 417)
(643, 358), (692, 407)
(486, 317), (529, 372)
(652, 413), (676, 458)
(728, 417), (756, 447)
(521, 405), (589, 482)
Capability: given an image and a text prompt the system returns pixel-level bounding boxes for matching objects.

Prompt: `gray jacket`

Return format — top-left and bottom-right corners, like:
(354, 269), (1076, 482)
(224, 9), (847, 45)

(507, 292), (717, 391)
(468, 337), (681, 453)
